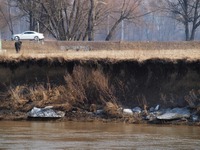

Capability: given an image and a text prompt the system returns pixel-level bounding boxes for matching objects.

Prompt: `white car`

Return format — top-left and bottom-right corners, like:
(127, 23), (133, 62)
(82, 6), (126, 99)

(12, 31), (44, 41)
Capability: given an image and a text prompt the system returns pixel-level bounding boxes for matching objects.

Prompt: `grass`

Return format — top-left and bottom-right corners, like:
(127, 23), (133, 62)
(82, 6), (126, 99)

(1, 49), (200, 62)
(3, 65), (119, 113)
(1, 40), (200, 61)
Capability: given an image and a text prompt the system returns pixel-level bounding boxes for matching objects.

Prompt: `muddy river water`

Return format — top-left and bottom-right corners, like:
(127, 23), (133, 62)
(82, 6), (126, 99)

(0, 121), (200, 150)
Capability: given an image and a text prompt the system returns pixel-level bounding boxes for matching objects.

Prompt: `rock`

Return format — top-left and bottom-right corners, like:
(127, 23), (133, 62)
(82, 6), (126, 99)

(123, 109), (133, 116)
(132, 107), (142, 113)
(95, 109), (104, 115)
(192, 115), (199, 122)
(157, 107), (190, 120)
(149, 107), (154, 112)
(146, 113), (157, 121)
(155, 105), (160, 111)
(150, 105), (160, 112)
(146, 110), (165, 121)
(28, 106), (65, 118)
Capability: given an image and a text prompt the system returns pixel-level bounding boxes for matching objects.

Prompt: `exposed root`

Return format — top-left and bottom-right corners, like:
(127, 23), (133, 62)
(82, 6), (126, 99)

(185, 89), (200, 114)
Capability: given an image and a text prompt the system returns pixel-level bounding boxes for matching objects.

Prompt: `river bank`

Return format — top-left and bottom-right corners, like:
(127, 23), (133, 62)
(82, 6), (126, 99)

(0, 58), (199, 126)
(0, 41), (200, 125)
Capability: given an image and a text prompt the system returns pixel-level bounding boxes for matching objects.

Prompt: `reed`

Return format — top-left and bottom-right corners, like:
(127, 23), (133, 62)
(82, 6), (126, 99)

(5, 66), (118, 113)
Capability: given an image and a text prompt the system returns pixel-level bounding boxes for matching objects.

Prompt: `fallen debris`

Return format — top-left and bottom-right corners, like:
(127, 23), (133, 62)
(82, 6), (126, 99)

(28, 106), (65, 118)
(157, 107), (190, 120)
(122, 109), (134, 116)
(132, 107), (142, 113)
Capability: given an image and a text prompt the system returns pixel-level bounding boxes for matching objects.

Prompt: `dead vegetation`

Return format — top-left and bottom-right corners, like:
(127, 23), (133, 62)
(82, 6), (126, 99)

(3, 63), (199, 123)
(0, 65), (148, 122)
(1, 41), (200, 61)
(64, 66), (117, 105)
(1, 49), (200, 62)
(6, 84), (71, 112)
(1, 66), (120, 118)
(185, 89), (200, 114)
(3, 40), (200, 51)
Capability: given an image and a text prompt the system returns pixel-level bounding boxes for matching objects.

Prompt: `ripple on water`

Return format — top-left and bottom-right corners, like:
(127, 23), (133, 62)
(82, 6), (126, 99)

(0, 121), (200, 150)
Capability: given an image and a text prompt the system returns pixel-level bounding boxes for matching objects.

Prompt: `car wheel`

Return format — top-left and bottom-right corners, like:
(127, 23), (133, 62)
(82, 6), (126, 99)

(14, 36), (20, 41)
(34, 36), (39, 41)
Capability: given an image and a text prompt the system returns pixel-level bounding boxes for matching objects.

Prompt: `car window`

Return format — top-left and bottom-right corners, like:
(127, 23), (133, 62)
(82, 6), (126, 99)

(24, 32), (34, 34)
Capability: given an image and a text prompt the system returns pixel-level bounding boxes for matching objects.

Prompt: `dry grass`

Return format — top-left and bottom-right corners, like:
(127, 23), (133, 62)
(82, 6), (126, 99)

(1, 49), (200, 62)
(6, 84), (70, 111)
(184, 89), (200, 116)
(1, 41), (200, 61)
(5, 66), (118, 112)
(64, 66), (117, 105)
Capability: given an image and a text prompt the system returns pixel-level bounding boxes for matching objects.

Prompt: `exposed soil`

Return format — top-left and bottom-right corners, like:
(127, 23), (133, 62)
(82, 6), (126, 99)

(0, 41), (200, 125)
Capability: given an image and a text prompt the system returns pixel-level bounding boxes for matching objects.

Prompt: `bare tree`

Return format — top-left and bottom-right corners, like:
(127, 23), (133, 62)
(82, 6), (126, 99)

(14, 0), (108, 41)
(105, 0), (149, 41)
(87, 0), (95, 41)
(0, 0), (17, 35)
(16, 0), (71, 40)
(11, 0), (151, 41)
(16, 0), (40, 31)
(164, 0), (200, 41)
(86, 0), (108, 41)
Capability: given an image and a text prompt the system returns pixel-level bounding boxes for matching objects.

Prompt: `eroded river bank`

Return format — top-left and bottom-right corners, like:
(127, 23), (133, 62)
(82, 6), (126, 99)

(0, 57), (200, 125)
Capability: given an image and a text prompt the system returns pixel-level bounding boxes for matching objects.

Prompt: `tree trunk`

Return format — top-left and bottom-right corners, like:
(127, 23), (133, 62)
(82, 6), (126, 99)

(190, 0), (199, 41)
(88, 0), (95, 41)
(105, 18), (123, 41)
(29, 11), (36, 31)
(184, 22), (189, 41)
(190, 28), (195, 40)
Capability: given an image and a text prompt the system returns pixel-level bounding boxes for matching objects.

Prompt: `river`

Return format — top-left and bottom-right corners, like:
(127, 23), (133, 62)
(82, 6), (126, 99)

(0, 121), (200, 150)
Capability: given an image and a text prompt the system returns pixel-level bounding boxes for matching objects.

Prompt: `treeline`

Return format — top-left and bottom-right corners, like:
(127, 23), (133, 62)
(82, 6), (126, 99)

(1, 0), (200, 41)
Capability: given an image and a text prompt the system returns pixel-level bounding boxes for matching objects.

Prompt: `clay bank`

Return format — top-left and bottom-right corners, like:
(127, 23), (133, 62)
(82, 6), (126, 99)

(0, 55), (199, 125)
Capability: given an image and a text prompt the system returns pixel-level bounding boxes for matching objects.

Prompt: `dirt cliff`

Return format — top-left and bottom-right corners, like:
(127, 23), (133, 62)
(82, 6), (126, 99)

(0, 58), (199, 110)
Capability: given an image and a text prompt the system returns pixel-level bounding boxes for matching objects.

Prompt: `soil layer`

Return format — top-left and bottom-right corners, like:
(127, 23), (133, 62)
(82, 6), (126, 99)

(0, 57), (200, 124)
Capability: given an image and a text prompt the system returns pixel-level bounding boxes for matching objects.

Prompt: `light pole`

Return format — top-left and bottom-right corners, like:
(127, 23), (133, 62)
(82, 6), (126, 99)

(0, 30), (2, 50)
(0, 29), (6, 53)
(107, 14), (110, 35)
(37, 21), (39, 33)
(121, 20), (124, 41)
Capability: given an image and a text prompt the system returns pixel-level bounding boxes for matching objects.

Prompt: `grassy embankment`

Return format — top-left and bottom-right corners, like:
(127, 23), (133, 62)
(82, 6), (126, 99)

(1, 40), (200, 60)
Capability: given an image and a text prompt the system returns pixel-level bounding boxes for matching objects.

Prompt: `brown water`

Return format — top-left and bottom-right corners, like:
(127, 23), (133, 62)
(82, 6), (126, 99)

(0, 121), (200, 150)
